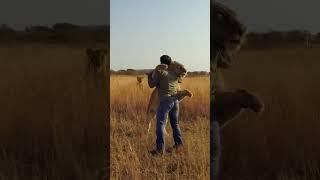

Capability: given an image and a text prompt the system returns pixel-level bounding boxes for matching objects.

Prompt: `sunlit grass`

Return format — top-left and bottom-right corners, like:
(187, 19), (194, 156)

(110, 75), (210, 179)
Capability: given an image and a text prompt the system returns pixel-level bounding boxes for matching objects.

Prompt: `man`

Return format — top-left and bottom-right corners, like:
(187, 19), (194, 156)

(148, 55), (184, 155)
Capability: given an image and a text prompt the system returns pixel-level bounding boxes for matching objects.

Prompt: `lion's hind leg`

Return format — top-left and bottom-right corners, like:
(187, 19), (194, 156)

(146, 89), (170, 136)
(146, 112), (154, 134)
(146, 111), (169, 136)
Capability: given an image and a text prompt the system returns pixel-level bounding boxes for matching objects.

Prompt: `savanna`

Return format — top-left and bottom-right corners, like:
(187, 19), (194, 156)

(110, 74), (210, 179)
(220, 47), (320, 180)
(0, 43), (109, 180)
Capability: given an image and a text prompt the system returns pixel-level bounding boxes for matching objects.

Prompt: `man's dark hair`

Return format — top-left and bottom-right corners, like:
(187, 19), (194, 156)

(160, 55), (172, 65)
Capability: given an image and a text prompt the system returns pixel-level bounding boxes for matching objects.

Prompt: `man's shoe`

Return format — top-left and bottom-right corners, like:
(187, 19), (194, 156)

(174, 144), (184, 153)
(149, 149), (163, 156)
(166, 144), (184, 154)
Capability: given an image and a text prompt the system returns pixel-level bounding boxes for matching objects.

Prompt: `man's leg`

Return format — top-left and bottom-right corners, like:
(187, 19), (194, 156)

(155, 98), (173, 152)
(169, 99), (183, 147)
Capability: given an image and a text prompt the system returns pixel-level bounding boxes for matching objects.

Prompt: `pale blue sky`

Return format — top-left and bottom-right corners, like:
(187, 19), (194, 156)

(110, 0), (210, 71)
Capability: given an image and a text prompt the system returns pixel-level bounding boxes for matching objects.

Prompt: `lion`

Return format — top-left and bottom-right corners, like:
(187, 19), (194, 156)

(136, 76), (144, 84)
(85, 48), (108, 90)
(211, 1), (264, 179)
(146, 61), (193, 135)
(136, 76), (145, 90)
(86, 48), (108, 76)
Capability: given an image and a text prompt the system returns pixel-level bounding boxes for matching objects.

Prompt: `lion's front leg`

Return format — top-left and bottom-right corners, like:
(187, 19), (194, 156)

(175, 89), (193, 101)
(214, 89), (264, 128)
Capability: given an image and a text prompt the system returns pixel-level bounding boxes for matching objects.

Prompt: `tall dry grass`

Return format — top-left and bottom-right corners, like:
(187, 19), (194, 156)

(110, 75), (210, 179)
(220, 48), (320, 179)
(0, 44), (108, 180)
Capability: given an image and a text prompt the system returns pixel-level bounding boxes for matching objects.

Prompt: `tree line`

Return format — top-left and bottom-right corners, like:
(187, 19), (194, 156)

(0, 23), (109, 44)
(244, 30), (319, 48)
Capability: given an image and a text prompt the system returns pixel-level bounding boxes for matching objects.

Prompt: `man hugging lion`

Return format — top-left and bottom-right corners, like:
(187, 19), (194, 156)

(147, 55), (192, 155)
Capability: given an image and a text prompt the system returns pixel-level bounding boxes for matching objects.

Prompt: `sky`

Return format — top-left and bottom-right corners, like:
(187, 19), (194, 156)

(0, 0), (109, 30)
(110, 0), (210, 71)
(218, 0), (320, 34)
(2, 0), (319, 71)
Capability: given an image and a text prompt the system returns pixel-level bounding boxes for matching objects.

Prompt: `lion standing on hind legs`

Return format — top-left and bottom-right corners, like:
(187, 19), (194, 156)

(146, 61), (193, 136)
(211, 1), (264, 179)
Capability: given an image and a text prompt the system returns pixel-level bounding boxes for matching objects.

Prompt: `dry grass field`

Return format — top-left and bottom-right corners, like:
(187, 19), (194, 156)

(3, 43), (319, 179)
(220, 47), (320, 179)
(110, 75), (210, 179)
(0, 44), (108, 180)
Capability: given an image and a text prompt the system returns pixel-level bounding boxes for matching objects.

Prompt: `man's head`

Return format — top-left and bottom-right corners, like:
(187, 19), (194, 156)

(160, 55), (172, 65)
(211, 1), (246, 68)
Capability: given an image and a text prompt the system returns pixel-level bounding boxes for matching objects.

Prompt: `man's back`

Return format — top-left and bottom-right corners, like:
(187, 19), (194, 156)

(149, 68), (179, 100)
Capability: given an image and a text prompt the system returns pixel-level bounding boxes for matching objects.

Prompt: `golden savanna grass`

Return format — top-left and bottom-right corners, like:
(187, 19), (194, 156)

(110, 75), (210, 179)
(0, 44), (108, 180)
(221, 47), (320, 179)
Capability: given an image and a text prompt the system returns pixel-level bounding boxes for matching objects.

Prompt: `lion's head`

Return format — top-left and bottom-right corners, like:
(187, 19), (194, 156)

(212, 1), (246, 68)
(168, 61), (187, 78)
(86, 48), (108, 75)
(136, 76), (144, 84)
